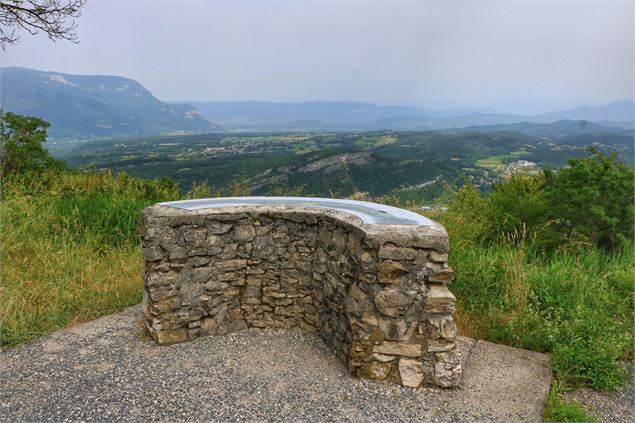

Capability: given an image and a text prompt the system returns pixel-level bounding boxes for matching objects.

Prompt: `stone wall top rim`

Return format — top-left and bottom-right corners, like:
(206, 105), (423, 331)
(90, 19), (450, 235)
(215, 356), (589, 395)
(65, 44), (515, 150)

(143, 202), (450, 252)
(158, 196), (433, 226)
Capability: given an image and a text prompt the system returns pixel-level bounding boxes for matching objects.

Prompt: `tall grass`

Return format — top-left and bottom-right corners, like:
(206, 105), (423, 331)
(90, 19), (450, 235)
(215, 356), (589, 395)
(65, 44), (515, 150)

(421, 183), (634, 392)
(448, 242), (633, 390)
(0, 170), (179, 348)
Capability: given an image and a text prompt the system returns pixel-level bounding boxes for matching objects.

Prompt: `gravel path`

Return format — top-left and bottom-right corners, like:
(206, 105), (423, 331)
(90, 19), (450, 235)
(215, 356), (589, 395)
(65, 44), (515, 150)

(564, 370), (634, 423)
(0, 306), (552, 422)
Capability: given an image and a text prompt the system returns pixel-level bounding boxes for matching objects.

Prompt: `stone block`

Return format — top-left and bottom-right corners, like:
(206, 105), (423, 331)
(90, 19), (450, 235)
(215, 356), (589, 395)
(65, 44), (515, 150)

(378, 245), (416, 261)
(373, 341), (422, 357)
(399, 358), (424, 388)
(424, 284), (456, 313)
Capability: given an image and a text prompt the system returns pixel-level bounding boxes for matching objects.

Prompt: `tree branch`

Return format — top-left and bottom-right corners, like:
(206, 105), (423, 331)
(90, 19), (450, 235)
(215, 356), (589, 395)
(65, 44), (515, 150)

(0, 0), (86, 49)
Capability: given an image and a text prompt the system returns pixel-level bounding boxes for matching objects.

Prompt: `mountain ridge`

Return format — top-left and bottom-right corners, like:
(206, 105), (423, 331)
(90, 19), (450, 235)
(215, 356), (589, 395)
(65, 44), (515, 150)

(2, 66), (632, 139)
(1, 67), (221, 141)
(177, 99), (634, 131)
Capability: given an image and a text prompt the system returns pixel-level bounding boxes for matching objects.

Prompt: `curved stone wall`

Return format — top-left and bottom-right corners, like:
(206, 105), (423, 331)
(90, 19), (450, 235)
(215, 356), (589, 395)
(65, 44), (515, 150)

(140, 202), (461, 388)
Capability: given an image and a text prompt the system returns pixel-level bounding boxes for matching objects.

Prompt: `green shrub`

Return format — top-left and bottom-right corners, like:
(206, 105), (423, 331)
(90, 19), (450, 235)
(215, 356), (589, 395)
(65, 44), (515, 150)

(546, 148), (634, 250)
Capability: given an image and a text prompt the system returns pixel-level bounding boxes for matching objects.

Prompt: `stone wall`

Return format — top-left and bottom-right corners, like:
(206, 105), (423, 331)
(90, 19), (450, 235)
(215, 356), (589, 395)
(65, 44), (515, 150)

(141, 204), (461, 388)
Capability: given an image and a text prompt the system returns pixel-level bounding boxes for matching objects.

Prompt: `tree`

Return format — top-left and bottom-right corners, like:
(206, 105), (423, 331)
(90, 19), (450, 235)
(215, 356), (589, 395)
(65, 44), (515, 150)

(547, 147), (634, 250)
(0, 0), (85, 49)
(0, 111), (63, 177)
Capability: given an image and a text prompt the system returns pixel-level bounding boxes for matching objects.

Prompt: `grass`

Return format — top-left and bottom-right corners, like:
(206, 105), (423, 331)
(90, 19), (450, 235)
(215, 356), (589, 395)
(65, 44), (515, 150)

(544, 383), (597, 422)
(0, 170), (178, 348)
(447, 242), (633, 390)
(476, 155), (507, 169)
(421, 192), (633, 421)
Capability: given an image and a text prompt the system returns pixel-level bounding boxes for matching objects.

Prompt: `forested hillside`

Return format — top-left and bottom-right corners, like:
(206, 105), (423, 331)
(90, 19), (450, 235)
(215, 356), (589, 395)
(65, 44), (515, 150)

(61, 125), (633, 204)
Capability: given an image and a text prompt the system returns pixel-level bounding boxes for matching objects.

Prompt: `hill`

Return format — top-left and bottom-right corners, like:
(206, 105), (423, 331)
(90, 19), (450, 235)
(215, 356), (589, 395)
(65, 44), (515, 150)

(456, 119), (632, 138)
(535, 99), (634, 122)
(0, 67), (221, 141)
(175, 99), (634, 132)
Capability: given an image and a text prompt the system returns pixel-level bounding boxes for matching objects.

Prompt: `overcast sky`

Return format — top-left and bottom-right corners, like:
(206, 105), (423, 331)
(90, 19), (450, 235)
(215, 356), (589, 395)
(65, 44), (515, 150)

(2, 0), (633, 113)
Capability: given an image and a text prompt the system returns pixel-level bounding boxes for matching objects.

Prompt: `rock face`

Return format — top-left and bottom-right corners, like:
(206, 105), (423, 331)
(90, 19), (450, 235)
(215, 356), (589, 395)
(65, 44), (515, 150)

(140, 202), (461, 388)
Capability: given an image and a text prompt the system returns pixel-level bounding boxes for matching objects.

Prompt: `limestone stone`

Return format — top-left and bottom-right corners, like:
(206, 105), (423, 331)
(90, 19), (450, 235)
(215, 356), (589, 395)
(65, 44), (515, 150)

(216, 259), (247, 271)
(378, 261), (407, 284)
(371, 353), (395, 362)
(428, 315), (457, 340)
(361, 312), (378, 327)
(149, 287), (176, 302)
(373, 341), (422, 357)
(208, 223), (233, 234)
(142, 244), (163, 261)
(168, 247), (188, 260)
(399, 358), (424, 388)
(428, 266), (454, 284)
(429, 251), (449, 262)
(234, 224), (256, 242)
(183, 229), (207, 248)
(424, 284), (456, 313)
(378, 245), (416, 261)
(428, 340), (456, 353)
(178, 268), (211, 286)
(155, 329), (187, 344)
(146, 271), (178, 287)
(434, 349), (462, 388)
(375, 289), (415, 317)
(191, 256), (210, 267)
(359, 361), (392, 380)
(378, 318), (408, 341)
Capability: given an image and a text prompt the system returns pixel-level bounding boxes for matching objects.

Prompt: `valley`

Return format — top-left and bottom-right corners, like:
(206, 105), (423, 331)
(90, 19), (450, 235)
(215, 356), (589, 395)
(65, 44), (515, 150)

(61, 125), (634, 204)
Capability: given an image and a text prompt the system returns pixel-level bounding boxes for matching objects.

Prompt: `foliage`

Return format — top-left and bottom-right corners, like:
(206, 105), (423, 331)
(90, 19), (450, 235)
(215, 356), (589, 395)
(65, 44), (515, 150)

(429, 150), (635, 396)
(59, 128), (633, 203)
(0, 111), (64, 178)
(546, 148), (634, 250)
(437, 186), (635, 389)
(443, 149), (634, 253)
(487, 174), (552, 245)
(185, 180), (219, 200)
(2, 112), (633, 422)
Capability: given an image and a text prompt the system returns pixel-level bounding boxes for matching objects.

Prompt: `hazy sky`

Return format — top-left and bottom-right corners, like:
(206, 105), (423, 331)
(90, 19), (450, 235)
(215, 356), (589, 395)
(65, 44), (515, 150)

(2, 0), (633, 113)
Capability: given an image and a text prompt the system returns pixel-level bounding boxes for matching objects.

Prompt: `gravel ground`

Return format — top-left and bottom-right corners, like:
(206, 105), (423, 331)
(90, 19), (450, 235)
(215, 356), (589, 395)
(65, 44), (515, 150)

(0, 306), (551, 422)
(563, 371), (634, 423)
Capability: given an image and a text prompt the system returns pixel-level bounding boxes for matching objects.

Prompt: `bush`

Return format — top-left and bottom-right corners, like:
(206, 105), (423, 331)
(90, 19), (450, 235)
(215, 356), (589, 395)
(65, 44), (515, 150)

(546, 148), (634, 250)
(443, 149), (634, 253)
(437, 159), (634, 390)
